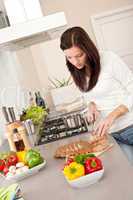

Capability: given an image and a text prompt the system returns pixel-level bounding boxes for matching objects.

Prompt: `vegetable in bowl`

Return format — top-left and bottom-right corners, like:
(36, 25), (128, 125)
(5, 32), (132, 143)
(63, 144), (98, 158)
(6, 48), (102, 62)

(63, 153), (104, 188)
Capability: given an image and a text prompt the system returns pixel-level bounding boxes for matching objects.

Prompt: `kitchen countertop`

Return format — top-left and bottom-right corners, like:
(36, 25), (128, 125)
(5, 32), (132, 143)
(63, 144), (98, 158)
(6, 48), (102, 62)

(1, 133), (133, 200)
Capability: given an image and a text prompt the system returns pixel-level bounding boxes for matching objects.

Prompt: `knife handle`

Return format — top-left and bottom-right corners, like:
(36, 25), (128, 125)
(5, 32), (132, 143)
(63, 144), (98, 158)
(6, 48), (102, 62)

(10, 107), (16, 121)
(2, 106), (10, 123)
(8, 107), (14, 122)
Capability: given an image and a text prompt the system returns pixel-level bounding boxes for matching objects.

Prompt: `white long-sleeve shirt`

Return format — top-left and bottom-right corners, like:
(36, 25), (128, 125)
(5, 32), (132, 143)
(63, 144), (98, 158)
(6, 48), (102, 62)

(83, 51), (133, 133)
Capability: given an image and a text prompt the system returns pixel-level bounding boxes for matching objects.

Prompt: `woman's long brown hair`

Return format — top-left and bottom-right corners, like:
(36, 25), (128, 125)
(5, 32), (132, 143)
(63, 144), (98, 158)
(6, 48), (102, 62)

(60, 27), (100, 92)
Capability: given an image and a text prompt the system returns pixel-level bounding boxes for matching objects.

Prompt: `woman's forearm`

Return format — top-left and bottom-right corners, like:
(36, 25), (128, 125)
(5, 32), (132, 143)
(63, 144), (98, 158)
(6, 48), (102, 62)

(108, 104), (129, 121)
(92, 104), (129, 136)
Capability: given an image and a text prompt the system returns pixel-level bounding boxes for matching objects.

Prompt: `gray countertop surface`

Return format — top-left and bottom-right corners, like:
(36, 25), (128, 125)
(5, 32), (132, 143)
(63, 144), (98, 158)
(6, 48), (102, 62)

(1, 133), (133, 200)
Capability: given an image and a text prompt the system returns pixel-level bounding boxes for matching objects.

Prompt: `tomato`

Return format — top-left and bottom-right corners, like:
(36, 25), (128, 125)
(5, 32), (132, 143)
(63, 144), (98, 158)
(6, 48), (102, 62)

(0, 159), (5, 171)
(7, 155), (18, 166)
(66, 158), (74, 166)
(62, 158), (74, 170)
(3, 166), (9, 175)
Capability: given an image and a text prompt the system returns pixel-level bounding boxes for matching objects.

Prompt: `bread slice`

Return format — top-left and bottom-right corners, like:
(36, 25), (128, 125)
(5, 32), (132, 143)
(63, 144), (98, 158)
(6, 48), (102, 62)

(54, 135), (110, 158)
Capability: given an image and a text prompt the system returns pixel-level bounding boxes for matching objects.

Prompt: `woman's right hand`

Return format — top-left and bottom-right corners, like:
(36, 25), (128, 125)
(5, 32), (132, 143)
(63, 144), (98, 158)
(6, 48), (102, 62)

(87, 102), (100, 123)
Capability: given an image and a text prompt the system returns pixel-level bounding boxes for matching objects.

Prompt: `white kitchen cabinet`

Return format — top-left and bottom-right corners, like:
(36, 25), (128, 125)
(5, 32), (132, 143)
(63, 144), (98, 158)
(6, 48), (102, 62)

(4, 0), (43, 25)
(91, 4), (133, 70)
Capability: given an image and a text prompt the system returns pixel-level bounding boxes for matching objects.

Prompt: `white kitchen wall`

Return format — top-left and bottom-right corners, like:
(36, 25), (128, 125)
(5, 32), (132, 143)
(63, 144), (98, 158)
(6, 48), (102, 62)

(30, 39), (71, 108)
(40, 38), (69, 81)
(16, 48), (42, 90)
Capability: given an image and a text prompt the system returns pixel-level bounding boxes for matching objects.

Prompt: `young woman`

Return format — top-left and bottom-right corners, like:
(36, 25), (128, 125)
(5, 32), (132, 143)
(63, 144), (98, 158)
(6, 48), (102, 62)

(60, 27), (133, 159)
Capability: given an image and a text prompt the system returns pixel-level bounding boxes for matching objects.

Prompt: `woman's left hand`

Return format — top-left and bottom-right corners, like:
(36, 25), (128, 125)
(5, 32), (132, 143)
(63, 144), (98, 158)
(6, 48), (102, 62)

(93, 114), (115, 137)
(92, 105), (128, 137)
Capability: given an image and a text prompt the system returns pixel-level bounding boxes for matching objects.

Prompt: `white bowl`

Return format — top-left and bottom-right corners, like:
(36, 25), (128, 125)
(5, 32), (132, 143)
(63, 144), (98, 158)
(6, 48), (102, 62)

(5, 160), (46, 181)
(66, 168), (104, 188)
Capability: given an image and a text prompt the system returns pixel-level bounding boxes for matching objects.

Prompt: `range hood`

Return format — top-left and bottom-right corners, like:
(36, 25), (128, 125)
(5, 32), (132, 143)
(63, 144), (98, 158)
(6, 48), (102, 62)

(0, 12), (67, 50)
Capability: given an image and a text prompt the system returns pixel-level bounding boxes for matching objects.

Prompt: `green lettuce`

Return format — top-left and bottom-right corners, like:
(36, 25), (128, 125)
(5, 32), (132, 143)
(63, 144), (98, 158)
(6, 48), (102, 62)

(21, 106), (47, 125)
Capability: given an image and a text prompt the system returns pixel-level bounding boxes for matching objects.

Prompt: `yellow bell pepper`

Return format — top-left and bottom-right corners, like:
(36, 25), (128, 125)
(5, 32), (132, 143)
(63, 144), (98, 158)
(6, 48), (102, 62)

(63, 162), (85, 180)
(16, 151), (27, 163)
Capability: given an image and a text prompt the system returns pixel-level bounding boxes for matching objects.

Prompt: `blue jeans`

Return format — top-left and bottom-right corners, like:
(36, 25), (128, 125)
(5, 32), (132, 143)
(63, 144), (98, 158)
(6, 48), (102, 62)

(112, 124), (133, 145)
(112, 125), (133, 164)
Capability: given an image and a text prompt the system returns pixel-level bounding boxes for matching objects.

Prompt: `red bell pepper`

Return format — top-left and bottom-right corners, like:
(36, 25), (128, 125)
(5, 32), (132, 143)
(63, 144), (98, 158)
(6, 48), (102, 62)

(85, 157), (103, 174)
(0, 159), (5, 171)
